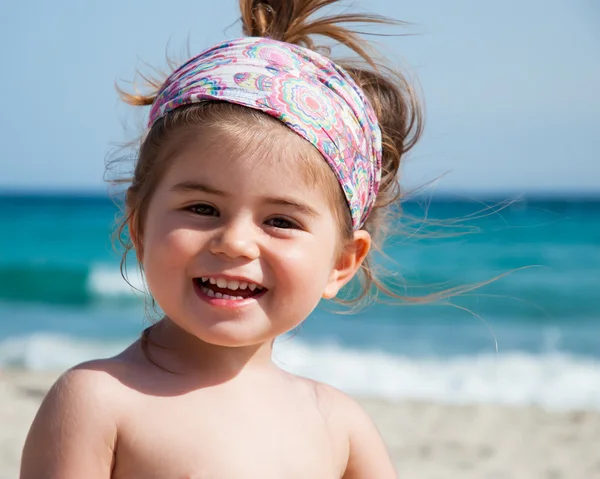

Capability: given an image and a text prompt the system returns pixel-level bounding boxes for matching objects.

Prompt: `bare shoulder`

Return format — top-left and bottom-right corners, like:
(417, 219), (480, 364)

(35, 357), (132, 425)
(20, 357), (136, 479)
(310, 381), (366, 416)
(310, 381), (398, 479)
(49, 355), (142, 413)
(52, 357), (134, 408)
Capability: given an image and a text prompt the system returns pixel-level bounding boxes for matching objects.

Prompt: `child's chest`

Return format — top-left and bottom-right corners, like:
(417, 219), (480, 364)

(111, 390), (348, 479)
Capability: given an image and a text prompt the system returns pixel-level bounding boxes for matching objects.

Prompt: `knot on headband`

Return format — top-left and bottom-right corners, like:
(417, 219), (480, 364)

(149, 37), (382, 230)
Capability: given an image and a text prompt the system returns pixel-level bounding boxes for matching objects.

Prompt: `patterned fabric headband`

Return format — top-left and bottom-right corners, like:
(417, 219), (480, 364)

(148, 37), (382, 230)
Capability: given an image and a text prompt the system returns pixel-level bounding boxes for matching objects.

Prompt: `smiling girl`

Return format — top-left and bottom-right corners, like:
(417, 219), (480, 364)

(21, 1), (422, 477)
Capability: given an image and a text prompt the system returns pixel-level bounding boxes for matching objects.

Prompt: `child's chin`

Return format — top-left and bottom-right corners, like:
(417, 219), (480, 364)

(192, 321), (274, 348)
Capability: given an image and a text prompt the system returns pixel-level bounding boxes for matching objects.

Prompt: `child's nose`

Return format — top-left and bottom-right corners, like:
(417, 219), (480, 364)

(208, 216), (259, 260)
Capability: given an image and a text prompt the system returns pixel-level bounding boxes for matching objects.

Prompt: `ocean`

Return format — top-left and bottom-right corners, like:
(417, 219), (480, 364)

(1, 194), (599, 411)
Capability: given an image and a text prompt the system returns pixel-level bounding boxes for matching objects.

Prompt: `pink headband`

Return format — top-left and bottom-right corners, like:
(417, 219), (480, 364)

(149, 37), (382, 229)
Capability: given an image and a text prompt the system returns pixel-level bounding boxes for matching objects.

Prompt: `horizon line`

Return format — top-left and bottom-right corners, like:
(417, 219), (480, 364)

(1, 188), (599, 202)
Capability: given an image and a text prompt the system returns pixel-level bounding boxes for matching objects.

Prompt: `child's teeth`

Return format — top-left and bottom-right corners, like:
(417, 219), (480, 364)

(202, 285), (255, 301)
(203, 277), (262, 293)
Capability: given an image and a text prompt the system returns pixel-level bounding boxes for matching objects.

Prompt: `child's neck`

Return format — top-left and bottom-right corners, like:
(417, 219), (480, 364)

(145, 317), (277, 383)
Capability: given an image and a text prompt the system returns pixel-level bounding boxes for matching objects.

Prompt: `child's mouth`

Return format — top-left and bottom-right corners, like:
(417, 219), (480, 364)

(193, 277), (266, 301)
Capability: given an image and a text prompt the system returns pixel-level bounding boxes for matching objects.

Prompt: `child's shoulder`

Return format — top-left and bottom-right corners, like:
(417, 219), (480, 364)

(62, 354), (139, 384)
(294, 376), (378, 434)
(21, 346), (161, 477)
(42, 341), (153, 415)
(43, 355), (139, 416)
(306, 378), (360, 409)
(294, 376), (395, 476)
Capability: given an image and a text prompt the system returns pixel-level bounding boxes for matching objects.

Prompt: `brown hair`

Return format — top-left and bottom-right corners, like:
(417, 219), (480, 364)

(112, 0), (425, 310)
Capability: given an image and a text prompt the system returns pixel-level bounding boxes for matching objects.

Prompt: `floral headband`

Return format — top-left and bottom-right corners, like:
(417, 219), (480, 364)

(149, 37), (382, 229)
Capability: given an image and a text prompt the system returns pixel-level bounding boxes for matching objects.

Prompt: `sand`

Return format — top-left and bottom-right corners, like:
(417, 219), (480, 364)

(2, 370), (599, 479)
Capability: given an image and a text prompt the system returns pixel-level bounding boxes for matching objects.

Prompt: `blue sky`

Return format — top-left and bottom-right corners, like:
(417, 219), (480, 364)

(1, 0), (598, 194)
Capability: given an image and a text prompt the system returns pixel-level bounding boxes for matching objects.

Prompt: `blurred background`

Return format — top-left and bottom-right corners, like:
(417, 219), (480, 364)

(0, 0), (599, 412)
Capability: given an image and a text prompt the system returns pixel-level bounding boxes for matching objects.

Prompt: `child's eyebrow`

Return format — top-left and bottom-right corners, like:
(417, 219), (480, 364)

(171, 181), (320, 217)
(264, 197), (320, 217)
(170, 181), (226, 196)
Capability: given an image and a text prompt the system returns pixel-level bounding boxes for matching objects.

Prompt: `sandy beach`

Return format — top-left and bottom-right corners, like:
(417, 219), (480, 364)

(1, 370), (598, 478)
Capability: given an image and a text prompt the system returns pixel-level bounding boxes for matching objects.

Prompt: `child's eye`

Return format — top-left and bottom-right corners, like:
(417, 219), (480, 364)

(187, 204), (219, 216)
(266, 217), (299, 229)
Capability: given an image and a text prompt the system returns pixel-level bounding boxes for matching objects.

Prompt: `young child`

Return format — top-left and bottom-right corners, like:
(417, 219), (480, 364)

(21, 1), (422, 477)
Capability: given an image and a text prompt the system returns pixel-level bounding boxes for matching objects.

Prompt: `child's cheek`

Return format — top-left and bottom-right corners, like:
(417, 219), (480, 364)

(161, 228), (205, 267)
(144, 210), (204, 269)
(274, 239), (335, 291)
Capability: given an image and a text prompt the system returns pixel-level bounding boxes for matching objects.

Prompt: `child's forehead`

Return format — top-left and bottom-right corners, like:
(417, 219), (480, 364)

(211, 121), (313, 155)
(172, 122), (326, 178)
(163, 131), (328, 200)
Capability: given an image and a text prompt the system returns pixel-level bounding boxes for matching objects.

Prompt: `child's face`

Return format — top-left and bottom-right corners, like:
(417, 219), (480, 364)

(136, 124), (368, 348)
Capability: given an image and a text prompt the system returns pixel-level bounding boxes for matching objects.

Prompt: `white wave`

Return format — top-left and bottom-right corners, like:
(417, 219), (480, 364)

(276, 341), (600, 411)
(86, 264), (146, 298)
(0, 334), (128, 371)
(2, 333), (599, 411)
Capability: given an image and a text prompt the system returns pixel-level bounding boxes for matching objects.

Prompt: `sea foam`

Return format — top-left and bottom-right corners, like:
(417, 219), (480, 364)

(1, 333), (599, 412)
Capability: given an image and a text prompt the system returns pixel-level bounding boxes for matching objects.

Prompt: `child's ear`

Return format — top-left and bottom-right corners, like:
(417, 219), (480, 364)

(322, 230), (371, 299)
(127, 211), (143, 262)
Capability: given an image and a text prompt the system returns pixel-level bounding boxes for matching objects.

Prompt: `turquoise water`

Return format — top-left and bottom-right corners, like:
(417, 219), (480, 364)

(1, 194), (599, 409)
